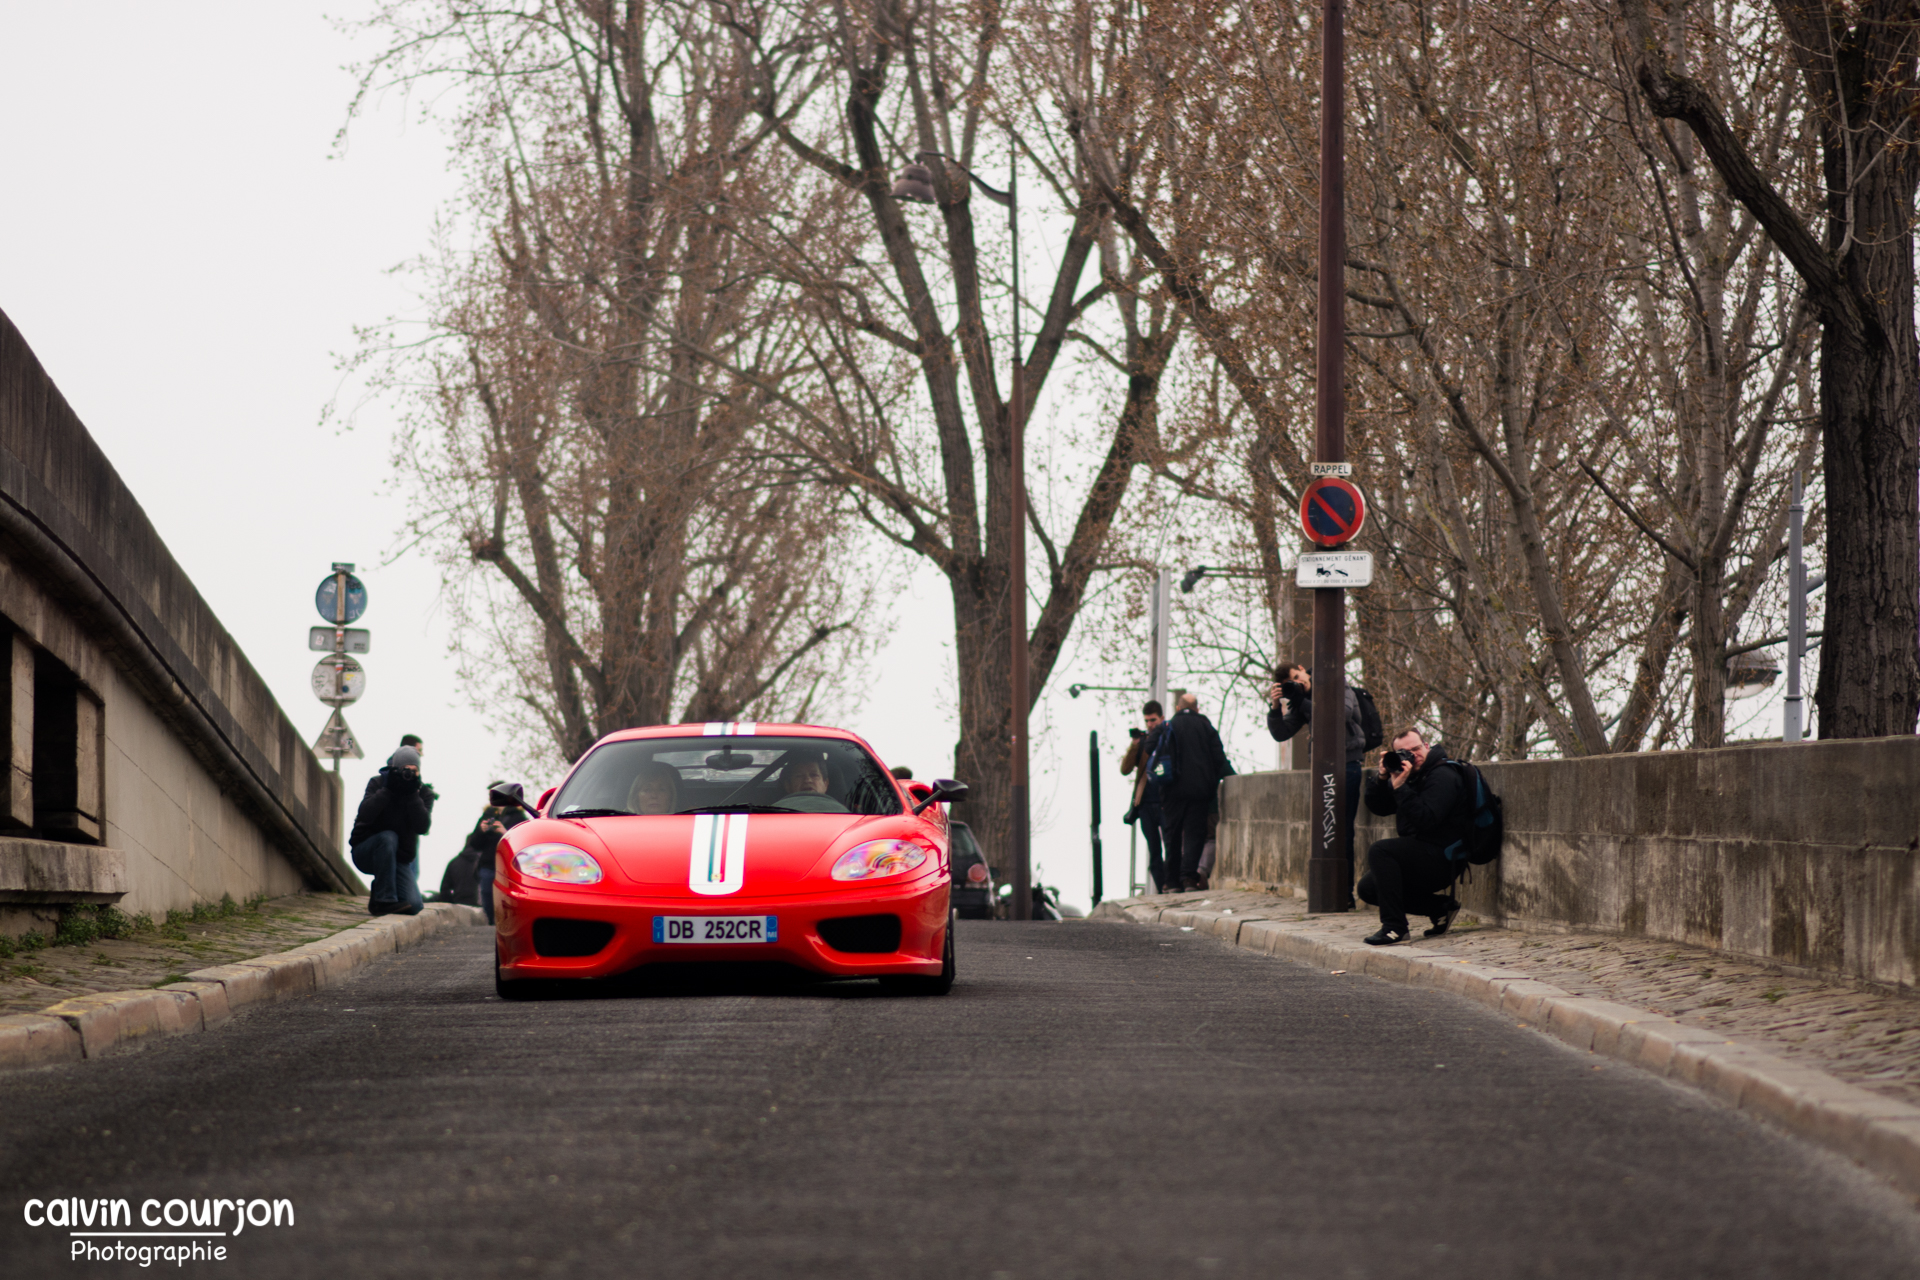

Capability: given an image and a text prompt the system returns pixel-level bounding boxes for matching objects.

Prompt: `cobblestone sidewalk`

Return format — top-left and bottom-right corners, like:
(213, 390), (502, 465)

(1121, 886), (1920, 1109)
(0, 893), (374, 1016)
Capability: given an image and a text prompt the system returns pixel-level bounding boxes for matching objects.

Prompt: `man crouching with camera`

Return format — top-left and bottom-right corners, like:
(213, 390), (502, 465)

(1358, 727), (1468, 945)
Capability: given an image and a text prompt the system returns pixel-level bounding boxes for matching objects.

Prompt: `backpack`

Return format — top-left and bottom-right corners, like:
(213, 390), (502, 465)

(1442, 760), (1503, 868)
(1353, 686), (1384, 751)
(1145, 727), (1177, 790)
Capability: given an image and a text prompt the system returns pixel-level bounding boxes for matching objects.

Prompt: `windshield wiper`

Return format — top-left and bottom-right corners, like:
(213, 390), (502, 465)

(555, 807), (637, 819)
(674, 804), (794, 815)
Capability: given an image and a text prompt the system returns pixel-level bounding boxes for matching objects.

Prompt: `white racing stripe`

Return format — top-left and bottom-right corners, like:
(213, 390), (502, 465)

(689, 813), (749, 895)
(701, 721), (758, 736)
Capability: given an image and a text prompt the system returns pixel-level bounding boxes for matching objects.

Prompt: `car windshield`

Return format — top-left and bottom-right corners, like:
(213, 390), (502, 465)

(550, 736), (903, 818)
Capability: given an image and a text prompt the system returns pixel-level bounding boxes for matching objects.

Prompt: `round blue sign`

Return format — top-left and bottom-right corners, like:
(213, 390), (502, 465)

(314, 573), (368, 625)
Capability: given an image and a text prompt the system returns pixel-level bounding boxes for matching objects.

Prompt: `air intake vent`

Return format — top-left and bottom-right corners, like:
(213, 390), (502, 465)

(531, 918), (616, 957)
(816, 914), (902, 954)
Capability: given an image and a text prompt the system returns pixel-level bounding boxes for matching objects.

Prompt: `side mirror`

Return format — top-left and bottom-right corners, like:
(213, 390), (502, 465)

(535, 786), (557, 815)
(905, 781), (934, 804)
(912, 778), (969, 816)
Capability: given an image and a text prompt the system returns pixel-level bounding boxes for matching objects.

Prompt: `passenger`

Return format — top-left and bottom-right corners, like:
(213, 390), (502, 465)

(783, 758), (830, 796)
(627, 763), (683, 816)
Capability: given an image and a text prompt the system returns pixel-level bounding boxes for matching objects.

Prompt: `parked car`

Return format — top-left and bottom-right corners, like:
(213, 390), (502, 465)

(948, 821), (996, 919)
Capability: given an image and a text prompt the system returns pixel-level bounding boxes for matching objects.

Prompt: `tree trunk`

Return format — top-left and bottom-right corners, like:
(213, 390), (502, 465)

(1814, 246), (1920, 737)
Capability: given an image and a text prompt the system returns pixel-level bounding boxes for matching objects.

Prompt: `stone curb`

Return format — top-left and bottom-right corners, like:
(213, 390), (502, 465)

(1096, 900), (1920, 1199)
(0, 902), (486, 1071)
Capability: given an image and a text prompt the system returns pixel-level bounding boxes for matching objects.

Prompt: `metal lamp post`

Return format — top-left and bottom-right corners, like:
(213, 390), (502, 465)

(893, 147), (1032, 921)
(1785, 472), (1807, 741)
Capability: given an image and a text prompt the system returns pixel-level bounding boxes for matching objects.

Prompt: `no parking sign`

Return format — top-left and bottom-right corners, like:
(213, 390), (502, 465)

(1299, 477), (1366, 547)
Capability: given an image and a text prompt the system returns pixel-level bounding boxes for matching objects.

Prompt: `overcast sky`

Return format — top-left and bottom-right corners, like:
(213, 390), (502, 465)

(0, 2), (1247, 909)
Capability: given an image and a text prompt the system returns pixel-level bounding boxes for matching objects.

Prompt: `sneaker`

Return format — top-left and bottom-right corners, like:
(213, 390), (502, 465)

(1424, 899), (1462, 939)
(368, 899), (404, 916)
(1363, 926), (1409, 946)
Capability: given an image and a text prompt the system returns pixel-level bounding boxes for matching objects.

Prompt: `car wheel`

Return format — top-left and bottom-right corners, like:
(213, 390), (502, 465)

(881, 914), (955, 996)
(495, 951), (540, 1001)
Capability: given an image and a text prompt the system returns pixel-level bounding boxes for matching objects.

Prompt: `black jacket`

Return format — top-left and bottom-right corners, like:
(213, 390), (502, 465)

(349, 773), (435, 862)
(1363, 746), (1470, 847)
(1163, 709), (1233, 801)
(438, 806), (530, 904)
(1121, 723), (1169, 810)
(1267, 685), (1368, 763)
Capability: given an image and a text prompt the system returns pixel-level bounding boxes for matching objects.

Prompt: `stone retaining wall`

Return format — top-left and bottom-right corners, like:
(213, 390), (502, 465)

(0, 306), (353, 933)
(1215, 737), (1920, 991)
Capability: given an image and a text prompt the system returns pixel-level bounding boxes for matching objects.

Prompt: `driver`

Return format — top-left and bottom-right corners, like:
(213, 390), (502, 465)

(782, 758), (831, 797)
(627, 762), (683, 816)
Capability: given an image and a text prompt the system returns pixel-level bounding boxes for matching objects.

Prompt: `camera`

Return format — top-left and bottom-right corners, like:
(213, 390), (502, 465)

(1129, 727), (1143, 740)
(1383, 748), (1415, 774)
(1279, 680), (1308, 702)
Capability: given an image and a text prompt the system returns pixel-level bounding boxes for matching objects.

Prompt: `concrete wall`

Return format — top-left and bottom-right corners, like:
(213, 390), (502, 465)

(0, 307), (352, 933)
(1215, 738), (1920, 992)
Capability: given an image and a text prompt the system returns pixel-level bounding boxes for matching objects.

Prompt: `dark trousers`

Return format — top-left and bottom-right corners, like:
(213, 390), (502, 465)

(349, 829), (425, 915)
(1357, 837), (1456, 933)
(1138, 802), (1169, 891)
(1161, 795), (1211, 888)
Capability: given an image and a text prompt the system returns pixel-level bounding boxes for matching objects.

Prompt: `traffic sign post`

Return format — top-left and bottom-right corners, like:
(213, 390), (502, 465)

(1310, 0), (1352, 916)
(309, 563), (371, 776)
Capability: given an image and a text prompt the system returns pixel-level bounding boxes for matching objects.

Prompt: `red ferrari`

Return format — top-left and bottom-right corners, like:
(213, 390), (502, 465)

(492, 723), (965, 997)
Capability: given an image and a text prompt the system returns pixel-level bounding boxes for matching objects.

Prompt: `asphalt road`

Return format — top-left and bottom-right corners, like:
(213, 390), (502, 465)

(3, 920), (1918, 1278)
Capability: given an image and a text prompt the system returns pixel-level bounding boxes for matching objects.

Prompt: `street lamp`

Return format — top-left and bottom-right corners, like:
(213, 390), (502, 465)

(893, 147), (1031, 921)
(1067, 683), (1149, 699)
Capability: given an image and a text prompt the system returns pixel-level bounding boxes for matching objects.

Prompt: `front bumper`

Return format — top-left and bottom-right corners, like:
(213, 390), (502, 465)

(495, 876), (951, 980)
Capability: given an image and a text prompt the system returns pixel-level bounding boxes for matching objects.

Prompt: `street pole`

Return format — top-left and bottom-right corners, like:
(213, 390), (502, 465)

(332, 565), (348, 776)
(1008, 143), (1033, 922)
(1149, 568), (1171, 711)
(1785, 471), (1805, 742)
(1307, 0), (1349, 914)
(1087, 730), (1103, 905)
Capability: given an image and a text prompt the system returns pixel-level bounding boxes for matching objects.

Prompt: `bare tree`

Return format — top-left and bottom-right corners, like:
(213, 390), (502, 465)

(349, 0), (871, 767)
(1064, 0), (1831, 756)
(709, 0), (1184, 848)
(1617, 0), (1920, 740)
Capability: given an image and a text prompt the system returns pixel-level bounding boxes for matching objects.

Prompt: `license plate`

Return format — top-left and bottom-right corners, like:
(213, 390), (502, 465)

(653, 915), (778, 944)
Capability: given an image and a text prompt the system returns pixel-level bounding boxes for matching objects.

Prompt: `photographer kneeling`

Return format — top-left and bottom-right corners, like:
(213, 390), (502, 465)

(1358, 728), (1466, 946)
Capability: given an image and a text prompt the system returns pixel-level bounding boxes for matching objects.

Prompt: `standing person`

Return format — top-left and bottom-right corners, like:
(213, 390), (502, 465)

(1159, 693), (1232, 892)
(1119, 701), (1170, 892)
(1266, 662), (1368, 907)
(1358, 728), (1468, 945)
(469, 782), (532, 924)
(348, 746), (435, 916)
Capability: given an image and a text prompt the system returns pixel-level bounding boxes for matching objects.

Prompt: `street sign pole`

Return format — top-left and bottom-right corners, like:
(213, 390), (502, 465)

(1088, 730), (1103, 906)
(1308, 0), (1350, 915)
(310, 563), (370, 779)
(1149, 567), (1172, 711)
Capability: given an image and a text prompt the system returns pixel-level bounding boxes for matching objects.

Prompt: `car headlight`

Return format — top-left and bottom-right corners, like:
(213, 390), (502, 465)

(514, 843), (604, 885)
(831, 839), (931, 881)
